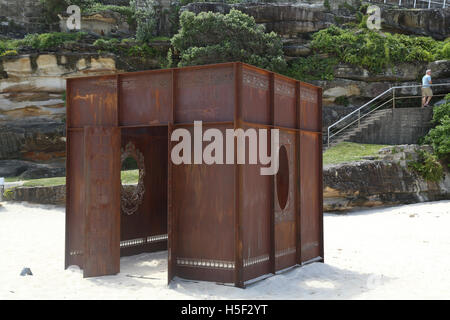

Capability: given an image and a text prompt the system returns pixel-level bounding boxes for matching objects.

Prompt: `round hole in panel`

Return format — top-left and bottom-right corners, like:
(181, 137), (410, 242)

(276, 145), (289, 210)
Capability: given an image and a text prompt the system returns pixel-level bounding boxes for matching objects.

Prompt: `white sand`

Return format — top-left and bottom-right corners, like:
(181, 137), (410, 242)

(0, 200), (449, 299)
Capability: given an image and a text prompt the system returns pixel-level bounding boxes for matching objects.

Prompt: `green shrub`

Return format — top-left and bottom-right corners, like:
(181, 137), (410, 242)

(19, 32), (87, 50)
(0, 49), (18, 57)
(422, 95), (450, 165)
(171, 9), (286, 72)
(408, 150), (444, 182)
(94, 38), (163, 61)
(431, 93), (450, 124)
(0, 32), (88, 55)
(424, 117), (450, 165)
(285, 55), (337, 81)
(131, 0), (157, 43)
(311, 26), (449, 73)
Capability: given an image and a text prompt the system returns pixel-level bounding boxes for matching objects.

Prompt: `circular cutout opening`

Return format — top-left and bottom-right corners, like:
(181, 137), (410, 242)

(276, 145), (289, 210)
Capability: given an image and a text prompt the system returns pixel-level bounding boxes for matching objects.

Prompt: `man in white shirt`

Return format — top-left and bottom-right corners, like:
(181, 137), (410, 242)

(421, 69), (432, 108)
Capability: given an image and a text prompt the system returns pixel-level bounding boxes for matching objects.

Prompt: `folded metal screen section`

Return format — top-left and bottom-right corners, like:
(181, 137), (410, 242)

(65, 62), (323, 286)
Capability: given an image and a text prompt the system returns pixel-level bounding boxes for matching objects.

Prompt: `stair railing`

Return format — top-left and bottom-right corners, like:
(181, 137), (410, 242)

(367, 0), (448, 8)
(326, 83), (450, 148)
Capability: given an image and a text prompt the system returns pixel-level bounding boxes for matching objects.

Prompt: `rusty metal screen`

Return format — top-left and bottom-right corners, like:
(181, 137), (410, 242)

(65, 62), (323, 287)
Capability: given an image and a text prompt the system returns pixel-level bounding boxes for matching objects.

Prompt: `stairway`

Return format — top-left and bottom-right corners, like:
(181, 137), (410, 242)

(324, 109), (392, 150)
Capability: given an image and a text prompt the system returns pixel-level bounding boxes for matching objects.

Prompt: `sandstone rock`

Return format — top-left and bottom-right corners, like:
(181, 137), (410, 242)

(427, 60), (450, 79)
(2, 56), (32, 77)
(382, 8), (449, 40)
(0, 159), (65, 179)
(323, 156), (450, 212)
(283, 44), (312, 57)
(59, 9), (132, 37)
(334, 62), (427, 82)
(0, 120), (65, 160)
(36, 55), (66, 76)
(90, 57), (116, 72)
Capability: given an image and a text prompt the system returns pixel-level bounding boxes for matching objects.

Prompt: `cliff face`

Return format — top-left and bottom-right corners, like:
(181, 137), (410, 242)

(0, 52), (119, 178)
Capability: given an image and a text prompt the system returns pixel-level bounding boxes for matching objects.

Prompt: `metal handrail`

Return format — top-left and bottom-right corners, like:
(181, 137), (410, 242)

(327, 82), (450, 148)
(368, 0), (448, 8)
(329, 98), (393, 141)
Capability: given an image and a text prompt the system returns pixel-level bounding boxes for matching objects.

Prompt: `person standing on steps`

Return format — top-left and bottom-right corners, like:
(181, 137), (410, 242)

(421, 69), (433, 108)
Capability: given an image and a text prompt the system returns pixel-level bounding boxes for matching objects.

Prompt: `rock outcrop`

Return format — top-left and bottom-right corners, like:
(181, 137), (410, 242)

(323, 145), (450, 211)
(59, 9), (133, 38)
(0, 52), (119, 177)
(382, 8), (450, 40)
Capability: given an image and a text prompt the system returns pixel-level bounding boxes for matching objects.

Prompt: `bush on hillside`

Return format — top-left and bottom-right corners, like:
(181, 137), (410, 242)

(423, 94), (450, 165)
(311, 26), (450, 73)
(170, 9), (286, 72)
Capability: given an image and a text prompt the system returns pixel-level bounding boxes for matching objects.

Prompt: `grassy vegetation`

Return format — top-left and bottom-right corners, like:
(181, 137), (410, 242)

(4, 169), (138, 187)
(323, 142), (389, 165)
(121, 170), (139, 185)
(23, 176), (66, 187)
(310, 26), (450, 73)
(0, 32), (88, 56)
(285, 55), (338, 81)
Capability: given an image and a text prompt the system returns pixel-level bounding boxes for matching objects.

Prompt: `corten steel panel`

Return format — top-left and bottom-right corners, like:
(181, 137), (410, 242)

(172, 124), (235, 284)
(67, 76), (118, 128)
(241, 66), (270, 124)
(175, 65), (235, 123)
(300, 84), (322, 132)
(120, 127), (168, 256)
(119, 72), (172, 126)
(274, 130), (297, 271)
(240, 123), (272, 282)
(83, 127), (121, 278)
(65, 130), (85, 269)
(299, 83), (323, 263)
(274, 76), (297, 129)
(300, 132), (322, 262)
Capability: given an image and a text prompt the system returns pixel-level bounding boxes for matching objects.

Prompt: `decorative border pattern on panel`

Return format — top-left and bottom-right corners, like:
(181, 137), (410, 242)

(275, 247), (296, 259)
(121, 77), (170, 90)
(243, 70), (269, 90)
(176, 258), (235, 270)
(275, 79), (295, 98)
(70, 250), (83, 256)
(177, 70), (234, 89)
(120, 234), (168, 248)
(243, 254), (270, 267)
(275, 140), (295, 223)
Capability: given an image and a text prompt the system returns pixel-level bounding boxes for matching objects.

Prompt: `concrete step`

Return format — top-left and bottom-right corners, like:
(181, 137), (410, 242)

(326, 109), (392, 149)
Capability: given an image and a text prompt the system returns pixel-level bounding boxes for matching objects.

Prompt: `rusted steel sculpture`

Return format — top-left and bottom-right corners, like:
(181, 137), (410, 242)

(65, 62), (323, 287)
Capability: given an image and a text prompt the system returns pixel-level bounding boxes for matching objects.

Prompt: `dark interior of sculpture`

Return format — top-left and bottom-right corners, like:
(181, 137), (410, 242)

(65, 62), (323, 287)
(119, 127), (168, 257)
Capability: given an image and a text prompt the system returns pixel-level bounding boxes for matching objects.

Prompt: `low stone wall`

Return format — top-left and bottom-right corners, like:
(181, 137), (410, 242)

(4, 185), (65, 205)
